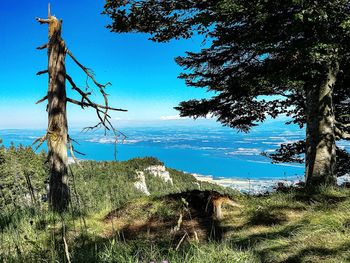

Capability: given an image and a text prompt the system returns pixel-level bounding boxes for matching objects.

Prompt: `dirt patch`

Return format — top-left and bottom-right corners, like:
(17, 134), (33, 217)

(103, 190), (241, 242)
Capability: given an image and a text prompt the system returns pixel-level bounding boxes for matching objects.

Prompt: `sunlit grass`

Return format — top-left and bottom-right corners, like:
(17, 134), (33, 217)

(1, 154), (350, 262)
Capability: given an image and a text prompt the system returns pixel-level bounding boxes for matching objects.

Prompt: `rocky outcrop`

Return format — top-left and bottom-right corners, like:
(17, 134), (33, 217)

(134, 165), (173, 195)
(134, 171), (150, 196)
(145, 165), (173, 185)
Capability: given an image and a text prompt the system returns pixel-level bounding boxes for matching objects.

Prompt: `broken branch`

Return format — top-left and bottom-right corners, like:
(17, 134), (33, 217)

(66, 49), (111, 125)
(66, 74), (91, 107)
(37, 70), (48, 76)
(36, 18), (50, 24)
(66, 97), (126, 112)
(68, 137), (82, 167)
(36, 95), (48, 104)
(66, 50), (110, 89)
(32, 134), (48, 151)
(65, 72), (126, 132)
(37, 43), (48, 50)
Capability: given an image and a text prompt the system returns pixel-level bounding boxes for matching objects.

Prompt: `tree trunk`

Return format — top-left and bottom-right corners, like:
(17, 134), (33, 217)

(305, 63), (339, 186)
(47, 17), (69, 212)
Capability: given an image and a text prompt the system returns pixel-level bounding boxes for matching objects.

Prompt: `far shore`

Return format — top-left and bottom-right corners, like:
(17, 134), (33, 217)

(193, 173), (350, 194)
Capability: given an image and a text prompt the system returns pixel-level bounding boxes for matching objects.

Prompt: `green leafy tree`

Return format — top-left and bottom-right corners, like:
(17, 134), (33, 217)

(104, 0), (350, 186)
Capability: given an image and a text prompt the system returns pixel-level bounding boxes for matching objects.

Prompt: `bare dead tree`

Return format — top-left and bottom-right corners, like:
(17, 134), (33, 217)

(35, 4), (126, 212)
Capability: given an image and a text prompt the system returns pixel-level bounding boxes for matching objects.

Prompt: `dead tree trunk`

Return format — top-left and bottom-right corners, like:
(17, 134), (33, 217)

(47, 18), (69, 212)
(35, 5), (127, 212)
(305, 63), (339, 186)
(37, 10), (69, 212)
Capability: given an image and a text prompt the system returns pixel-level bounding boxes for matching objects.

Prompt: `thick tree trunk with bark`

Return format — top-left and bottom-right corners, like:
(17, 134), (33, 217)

(46, 17), (69, 212)
(305, 63), (339, 186)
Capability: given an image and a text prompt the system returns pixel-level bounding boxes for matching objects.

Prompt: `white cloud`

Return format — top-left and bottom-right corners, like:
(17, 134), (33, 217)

(160, 115), (187, 121)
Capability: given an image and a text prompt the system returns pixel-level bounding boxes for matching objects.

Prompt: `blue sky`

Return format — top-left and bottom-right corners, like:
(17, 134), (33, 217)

(0, 0), (215, 129)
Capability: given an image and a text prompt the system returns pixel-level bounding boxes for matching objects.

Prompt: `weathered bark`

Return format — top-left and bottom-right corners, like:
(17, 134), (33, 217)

(305, 63), (339, 186)
(46, 16), (69, 212)
(212, 196), (242, 220)
(36, 6), (127, 211)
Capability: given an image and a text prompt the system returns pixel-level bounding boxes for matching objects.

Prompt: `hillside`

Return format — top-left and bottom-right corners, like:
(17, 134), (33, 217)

(1, 145), (350, 262)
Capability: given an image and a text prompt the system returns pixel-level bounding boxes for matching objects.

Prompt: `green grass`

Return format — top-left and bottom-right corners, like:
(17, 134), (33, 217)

(1, 146), (350, 262)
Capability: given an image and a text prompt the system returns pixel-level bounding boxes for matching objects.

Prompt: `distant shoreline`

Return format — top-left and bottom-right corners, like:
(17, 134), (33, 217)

(193, 173), (350, 194)
(192, 173), (301, 194)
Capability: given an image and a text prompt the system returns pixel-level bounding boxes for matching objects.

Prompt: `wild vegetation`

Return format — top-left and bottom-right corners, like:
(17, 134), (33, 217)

(1, 144), (350, 263)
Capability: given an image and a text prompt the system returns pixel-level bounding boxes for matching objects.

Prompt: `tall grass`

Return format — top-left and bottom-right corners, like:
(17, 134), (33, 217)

(1, 146), (350, 262)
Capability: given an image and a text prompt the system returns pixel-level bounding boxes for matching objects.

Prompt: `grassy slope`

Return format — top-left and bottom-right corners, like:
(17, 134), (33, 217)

(1, 149), (350, 263)
(70, 186), (350, 263)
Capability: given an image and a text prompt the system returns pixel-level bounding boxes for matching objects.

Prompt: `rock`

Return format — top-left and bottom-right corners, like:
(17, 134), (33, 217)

(145, 165), (173, 185)
(133, 165), (174, 196)
(134, 171), (150, 196)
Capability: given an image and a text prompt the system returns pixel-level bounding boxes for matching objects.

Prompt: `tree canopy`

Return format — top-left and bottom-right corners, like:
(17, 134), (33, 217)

(104, 0), (350, 185)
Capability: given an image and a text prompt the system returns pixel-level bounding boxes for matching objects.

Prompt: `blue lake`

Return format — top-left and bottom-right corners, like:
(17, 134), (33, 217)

(1, 124), (347, 180)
